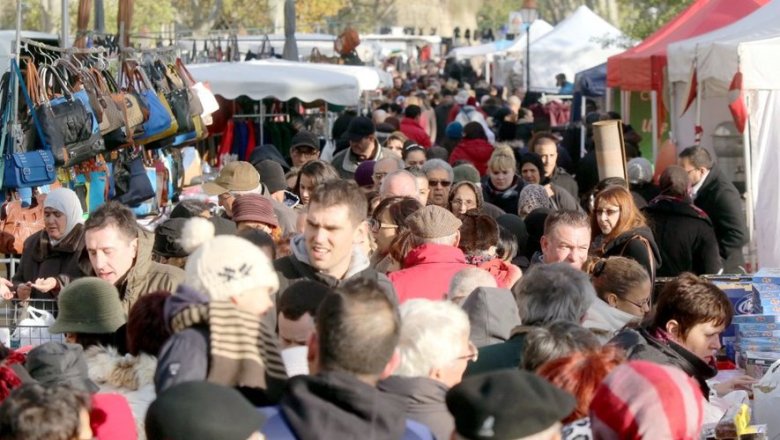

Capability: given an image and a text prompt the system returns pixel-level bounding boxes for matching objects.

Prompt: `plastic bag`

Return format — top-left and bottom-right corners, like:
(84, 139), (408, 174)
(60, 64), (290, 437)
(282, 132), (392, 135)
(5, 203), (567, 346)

(10, 306), (60, 348)
(753, 358), (780, 439)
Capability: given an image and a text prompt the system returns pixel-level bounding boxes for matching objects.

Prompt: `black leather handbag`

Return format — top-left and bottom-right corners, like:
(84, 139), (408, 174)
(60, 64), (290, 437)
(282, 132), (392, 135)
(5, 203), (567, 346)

(113, 151), (155, 207)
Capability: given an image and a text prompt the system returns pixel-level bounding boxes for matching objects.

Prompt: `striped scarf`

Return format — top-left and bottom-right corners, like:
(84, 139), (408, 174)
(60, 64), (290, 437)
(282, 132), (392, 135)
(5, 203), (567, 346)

(170, 301), (287, 389)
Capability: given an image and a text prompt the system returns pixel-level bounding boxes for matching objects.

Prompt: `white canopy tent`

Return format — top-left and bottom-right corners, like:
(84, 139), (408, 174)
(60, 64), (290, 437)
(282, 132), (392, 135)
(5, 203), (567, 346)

(254, 59), (393, 91)
(187, 61), (361, 106)
(446, 20), (553, 60)
(527, 6), (626, 92)
(667, 0), (780, 267)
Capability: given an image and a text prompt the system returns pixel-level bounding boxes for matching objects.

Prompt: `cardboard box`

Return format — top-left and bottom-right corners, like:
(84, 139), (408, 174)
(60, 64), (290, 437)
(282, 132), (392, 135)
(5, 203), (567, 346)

(739, 329), (780, 338)
(753, 268), (780, 285)
(754, 283), (780, 299)
(714, 279), (760, 338)
(733, 315), (780, 324)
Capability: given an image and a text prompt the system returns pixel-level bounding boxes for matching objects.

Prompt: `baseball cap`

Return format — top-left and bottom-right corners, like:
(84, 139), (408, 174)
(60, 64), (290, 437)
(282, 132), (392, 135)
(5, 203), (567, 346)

(346, 116), (376, 142)
(202, 161), (260, 196)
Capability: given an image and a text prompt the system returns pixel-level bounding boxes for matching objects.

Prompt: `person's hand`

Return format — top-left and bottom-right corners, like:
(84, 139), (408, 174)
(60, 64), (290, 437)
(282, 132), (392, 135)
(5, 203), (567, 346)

(713, 375), (757, 396)
(31, 277), (57, 294)
(16, 283), (31, 301)
(0, 278), (13, 300)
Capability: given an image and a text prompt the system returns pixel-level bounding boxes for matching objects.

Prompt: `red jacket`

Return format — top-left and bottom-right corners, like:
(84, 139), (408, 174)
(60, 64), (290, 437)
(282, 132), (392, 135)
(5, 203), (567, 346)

(400, 117), (432, 148)
(388, 243), (472, 303)
(449, 138), (494, 176)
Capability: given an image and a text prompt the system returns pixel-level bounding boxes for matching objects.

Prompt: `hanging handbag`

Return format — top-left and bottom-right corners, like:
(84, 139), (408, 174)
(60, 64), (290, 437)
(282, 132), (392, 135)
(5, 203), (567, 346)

(175, 58), (218, 117)
(3, 60), (57, 189)
(54, 58), (104, 127)
(77, 65), (125, 136)
(157, 61), (195, 134)
(125, 63), (177, 144)
(112, 150), (155, 207)
(101, 68), (145, 131)
(0, 192), (46, 255)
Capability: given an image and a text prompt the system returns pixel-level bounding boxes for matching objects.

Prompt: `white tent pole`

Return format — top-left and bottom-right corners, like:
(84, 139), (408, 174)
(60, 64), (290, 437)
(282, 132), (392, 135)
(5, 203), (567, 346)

(651, 90), (659, 161)
(743, 91), (755, 269)
(605, 87), (612, 112)
(580, 95), (586, 157)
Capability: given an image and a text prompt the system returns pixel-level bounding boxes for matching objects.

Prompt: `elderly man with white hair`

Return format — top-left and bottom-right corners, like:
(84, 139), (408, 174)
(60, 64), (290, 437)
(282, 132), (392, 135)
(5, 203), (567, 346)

(372, 156), (405, 191)
(378, 299), (473, 440)
(379, 170), (421, 203)
(447, 267), (497, 305)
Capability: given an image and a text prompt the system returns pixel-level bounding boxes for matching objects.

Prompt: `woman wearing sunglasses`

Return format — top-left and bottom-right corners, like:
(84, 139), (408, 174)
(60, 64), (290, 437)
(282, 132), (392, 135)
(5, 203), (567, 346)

(583, 257), (651, 343)
(369, 196), (423, 273)
(590, 185), (660, 281)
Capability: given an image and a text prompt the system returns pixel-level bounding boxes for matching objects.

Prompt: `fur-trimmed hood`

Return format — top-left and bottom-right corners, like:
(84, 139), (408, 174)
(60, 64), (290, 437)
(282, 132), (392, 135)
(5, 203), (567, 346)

(86, 345), (157, 391)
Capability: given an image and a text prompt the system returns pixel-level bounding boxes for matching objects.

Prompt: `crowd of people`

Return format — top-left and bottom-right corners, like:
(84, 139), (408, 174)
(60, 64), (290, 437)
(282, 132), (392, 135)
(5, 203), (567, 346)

(0, 71), (753, 440)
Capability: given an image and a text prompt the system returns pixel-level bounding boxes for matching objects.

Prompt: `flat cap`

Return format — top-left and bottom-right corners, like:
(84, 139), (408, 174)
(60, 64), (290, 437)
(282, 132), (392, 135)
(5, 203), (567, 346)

(405, 205), (462, 239)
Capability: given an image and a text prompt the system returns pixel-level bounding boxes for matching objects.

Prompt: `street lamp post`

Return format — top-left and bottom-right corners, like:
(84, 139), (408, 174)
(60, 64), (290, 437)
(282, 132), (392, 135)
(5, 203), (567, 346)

(520, 0), (538, 92)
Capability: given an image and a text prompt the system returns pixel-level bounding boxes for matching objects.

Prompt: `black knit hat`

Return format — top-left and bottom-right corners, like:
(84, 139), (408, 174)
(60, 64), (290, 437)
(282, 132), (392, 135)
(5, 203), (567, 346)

(145, 381), (266, 440)
(255, 159), (288, 194)
(291, 130), (320, 152)
(446, 370), (575, 440)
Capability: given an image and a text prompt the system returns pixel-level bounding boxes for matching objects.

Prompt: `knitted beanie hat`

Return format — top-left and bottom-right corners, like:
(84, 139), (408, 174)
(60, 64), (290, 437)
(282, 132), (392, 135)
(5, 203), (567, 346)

(49, 278), (126, 335)
(354, 160), (376, 187)
(589, 361), (704, 440)
(231, 194), (279, 229)
(255, 160), (288, 194)
(181, 218), (279, 301)
(518, 184), (555, 217)
(446, 121), (464, 140)
(406, 205), (462, 239)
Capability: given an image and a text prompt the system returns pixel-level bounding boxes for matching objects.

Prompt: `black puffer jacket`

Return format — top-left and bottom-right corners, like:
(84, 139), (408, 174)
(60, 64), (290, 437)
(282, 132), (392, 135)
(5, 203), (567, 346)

(599, 226), (661, 281)
(643, 196), (722, 276)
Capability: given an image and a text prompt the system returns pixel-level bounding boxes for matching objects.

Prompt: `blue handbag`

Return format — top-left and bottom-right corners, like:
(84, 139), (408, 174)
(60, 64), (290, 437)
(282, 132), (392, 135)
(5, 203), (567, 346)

(125, 65), (174, 143)
(3, 60), (57, 189)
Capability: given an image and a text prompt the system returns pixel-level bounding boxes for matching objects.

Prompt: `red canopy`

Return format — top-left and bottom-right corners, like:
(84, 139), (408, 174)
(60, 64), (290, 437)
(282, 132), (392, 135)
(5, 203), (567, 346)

(607, 0), (768, 92)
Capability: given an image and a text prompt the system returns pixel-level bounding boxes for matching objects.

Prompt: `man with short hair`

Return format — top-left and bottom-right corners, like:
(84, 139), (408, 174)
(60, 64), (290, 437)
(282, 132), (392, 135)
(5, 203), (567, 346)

(388, 206), (473, 303)
(556, 73), (574, 94)
(277, 280), (331, 349)
(465, 263), (595, 376)
(379, 170), (420, 201)
(289, 130), (321, 168)
(531, 134), (579, 199)
(678, 146), (748, 272)
(84, 201), (184, 313)
(274, 180), (397, 301)
(422, 159), (454, 207)
(261, 278), (433, 439)
(400, 105), (432, 148)
(0, 384), (94, 440)
(202, 161), (297, 235)
(373, 156), (404, 191)
(447, 267), (497, 305)
(407, 166), (431, 205)
(538, 210), (591, 270)
(331, 116), (394, 180)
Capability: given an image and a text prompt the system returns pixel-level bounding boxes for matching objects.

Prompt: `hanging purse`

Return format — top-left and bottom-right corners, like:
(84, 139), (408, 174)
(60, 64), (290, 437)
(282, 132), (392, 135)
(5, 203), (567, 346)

(54, 58), (104, 127)
(125, 62), (177, 144)
(156, 60), (195, 134)
(112, 149), (155, 207)
(176, 58), (219, 118)
(0, 192), (46, 255)
(75, 65), (125, 136)
(3, 59), (57, 189)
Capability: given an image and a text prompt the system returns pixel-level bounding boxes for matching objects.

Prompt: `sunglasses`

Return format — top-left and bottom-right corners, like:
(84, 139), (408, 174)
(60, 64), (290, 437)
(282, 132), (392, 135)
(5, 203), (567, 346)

(368, 218), (399, 233)
(428, 179), (452, 188)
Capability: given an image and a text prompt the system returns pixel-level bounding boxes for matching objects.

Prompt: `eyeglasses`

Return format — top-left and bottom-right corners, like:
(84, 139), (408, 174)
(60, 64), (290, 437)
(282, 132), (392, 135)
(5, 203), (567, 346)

(372, 172), (388, 182)
(595, 208), (620, 216)
(368, 218), (399, 233)
(428, 179), (452, 188)
(454, 341), (479, 363)
(621, 295), (652, 310)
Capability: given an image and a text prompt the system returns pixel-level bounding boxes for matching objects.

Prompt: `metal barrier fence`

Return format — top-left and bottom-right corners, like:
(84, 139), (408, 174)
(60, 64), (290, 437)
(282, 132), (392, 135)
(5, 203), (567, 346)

(0, 298), (63, 349)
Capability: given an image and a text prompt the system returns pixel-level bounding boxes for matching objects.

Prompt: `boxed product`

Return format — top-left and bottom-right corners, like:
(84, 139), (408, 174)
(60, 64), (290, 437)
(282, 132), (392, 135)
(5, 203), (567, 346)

(739, 329), (780, 339)
(714, 279), (760, 340)
(754, 283), (780, 298)
(733, 315), (780, 324)
(753, 268), (780, 285)
(735, 323), (780, 331)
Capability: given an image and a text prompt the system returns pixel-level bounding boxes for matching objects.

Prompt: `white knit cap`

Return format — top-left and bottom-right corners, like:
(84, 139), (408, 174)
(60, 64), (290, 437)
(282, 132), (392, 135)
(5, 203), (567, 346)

(181, 218), (279, 300)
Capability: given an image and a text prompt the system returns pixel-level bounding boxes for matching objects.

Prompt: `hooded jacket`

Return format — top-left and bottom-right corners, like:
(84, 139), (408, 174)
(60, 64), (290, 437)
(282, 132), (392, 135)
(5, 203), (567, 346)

(461, 287), (521, 348)
(388, 243), (472, 304)
(400, 117), (432, 148)
(378, 376), (452, 440)
(14, 224), (87, 298)
(643, 196), (722, 276)
(549, 166), (579, 200)
(85, 345), (156, 438)
(583, 298), (640, 344)
(599, 226), (661, 282)
(275, 235), (398, 302)
(610, 327), (717, 399)
(82, 229), (184, 315)
(261, 371), (434, 440)
(481, 175), (523, 215)
(449, 138), (494, 175)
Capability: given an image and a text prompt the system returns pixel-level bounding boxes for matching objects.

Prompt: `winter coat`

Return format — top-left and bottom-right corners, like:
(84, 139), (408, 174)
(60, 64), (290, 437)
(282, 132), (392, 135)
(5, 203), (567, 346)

(154, 285), (287, 406)
(482, 175), (523, 215)
(400, 117), (432, 148)
(550, 183), (581, 213)
(476, 258), (522, 289)
(582, 298), (640, 344)
(610, 327), (717, 399)
(275, 235), (398, 303)
(599, 226), (661, 282)
(465, 326), (534, 376)
(85, 345), (156, 439)
(461, 287), (521, 348)
(643, 196), (722, 276)
(378, 376), (453, 440)
(260, 371), (434, 440)
(82, 229), (184, 315)
(693, 166), (748, 272)
(14, 224), (87, 299)
(449, 138), (494, 176)
(549, 167), (579, 200)
(388, 243), (472, 304)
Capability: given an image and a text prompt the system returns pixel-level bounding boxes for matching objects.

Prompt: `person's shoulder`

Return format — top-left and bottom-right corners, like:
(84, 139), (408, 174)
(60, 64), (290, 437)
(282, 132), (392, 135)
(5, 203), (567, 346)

(149, 261), (185, 283)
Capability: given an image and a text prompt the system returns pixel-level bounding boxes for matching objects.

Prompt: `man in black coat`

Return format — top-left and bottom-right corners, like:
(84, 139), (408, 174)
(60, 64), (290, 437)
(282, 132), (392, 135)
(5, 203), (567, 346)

(678, 146), (748, 273)
(643, 166), (722, 277)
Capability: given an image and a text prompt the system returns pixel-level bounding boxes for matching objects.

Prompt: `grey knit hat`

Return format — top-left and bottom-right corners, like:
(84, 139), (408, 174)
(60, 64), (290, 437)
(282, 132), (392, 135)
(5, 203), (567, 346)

(518, 184), (555, 217)
(406, 205), (463, 239)
(453, 164), (481, 184)
(49, 277), (126, 334)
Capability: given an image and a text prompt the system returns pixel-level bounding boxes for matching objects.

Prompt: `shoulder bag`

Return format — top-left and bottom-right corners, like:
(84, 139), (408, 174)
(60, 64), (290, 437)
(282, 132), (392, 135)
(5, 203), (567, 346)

(175, 58), (219, 118)
(0, 192), (46, 255)
(124, 62), (177, 144)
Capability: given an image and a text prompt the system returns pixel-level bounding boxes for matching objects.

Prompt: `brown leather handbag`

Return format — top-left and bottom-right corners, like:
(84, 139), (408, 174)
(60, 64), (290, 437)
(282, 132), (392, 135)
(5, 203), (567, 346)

(0, 193), (46, 255)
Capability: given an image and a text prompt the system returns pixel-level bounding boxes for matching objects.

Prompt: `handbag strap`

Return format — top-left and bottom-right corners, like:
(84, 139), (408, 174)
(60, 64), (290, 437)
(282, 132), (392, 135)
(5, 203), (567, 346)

(175, 58), (196, 87)
(622, 235), (655, 276)
(12, 59), (49, 153)
(38, 64), (74, 105)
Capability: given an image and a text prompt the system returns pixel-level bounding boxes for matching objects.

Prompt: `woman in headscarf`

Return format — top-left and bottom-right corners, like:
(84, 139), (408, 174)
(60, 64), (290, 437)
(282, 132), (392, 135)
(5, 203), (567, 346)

(518, 152), (580, 212)
(517, 184), (555, 219)
(6, 188), (87, 300)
